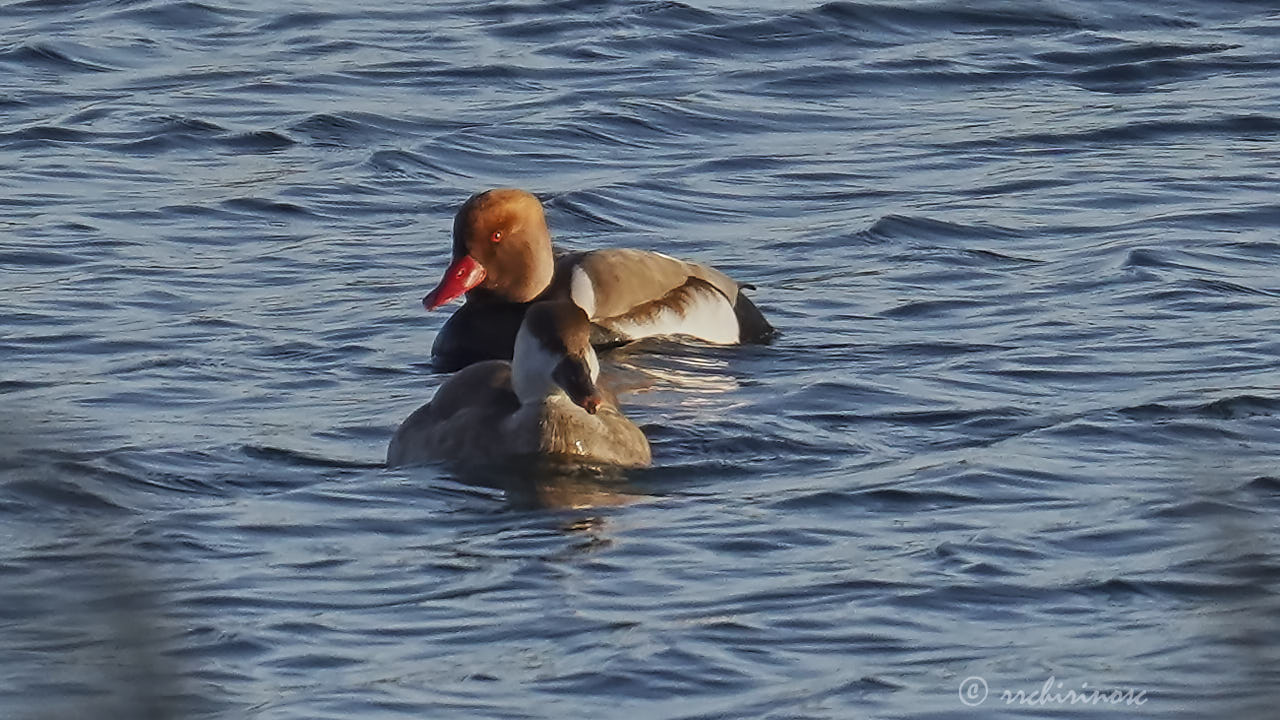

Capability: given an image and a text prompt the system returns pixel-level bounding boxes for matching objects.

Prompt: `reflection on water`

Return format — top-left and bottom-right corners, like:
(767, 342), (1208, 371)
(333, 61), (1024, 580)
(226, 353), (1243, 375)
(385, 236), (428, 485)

(438, 460), (652, 511)
(604, 340), (743, 398)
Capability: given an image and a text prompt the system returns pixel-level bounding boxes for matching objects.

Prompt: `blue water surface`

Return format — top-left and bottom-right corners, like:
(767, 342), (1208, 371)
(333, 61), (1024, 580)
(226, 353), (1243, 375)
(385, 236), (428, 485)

(3, 1), (1280, 718)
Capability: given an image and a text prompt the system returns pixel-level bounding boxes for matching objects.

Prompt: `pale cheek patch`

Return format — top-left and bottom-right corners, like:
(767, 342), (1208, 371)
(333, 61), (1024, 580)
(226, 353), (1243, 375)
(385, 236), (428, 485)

(569, 266), (597, 317)
(512, 326), (562, 404)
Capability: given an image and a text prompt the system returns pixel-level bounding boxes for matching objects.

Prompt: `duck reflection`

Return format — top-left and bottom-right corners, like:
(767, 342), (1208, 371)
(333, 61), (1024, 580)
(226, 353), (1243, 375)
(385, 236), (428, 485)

(442, 458), (650, 511)
(604, 341), (742, 398)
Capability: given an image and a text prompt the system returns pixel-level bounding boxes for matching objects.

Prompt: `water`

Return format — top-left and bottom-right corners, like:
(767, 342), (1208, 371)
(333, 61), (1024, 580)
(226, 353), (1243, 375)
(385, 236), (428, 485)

(4, 0), (1279, 717)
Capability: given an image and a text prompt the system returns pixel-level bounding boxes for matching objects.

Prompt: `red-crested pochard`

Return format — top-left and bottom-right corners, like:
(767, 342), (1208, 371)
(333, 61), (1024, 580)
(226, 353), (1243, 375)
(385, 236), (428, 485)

(387, 301), (651, 469)
(424, 188), (774, 371)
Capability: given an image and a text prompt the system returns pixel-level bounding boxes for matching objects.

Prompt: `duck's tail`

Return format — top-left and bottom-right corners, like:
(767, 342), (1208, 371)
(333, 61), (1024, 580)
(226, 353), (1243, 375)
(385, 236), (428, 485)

(734, 290), (777, 344)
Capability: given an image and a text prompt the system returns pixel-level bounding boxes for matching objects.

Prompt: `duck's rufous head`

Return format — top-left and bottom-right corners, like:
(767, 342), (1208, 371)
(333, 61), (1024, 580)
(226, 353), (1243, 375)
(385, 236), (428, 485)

(423, 189), (555, 309)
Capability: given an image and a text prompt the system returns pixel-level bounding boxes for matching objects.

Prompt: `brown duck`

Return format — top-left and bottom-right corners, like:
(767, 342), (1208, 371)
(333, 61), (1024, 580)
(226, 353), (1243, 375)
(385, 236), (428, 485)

(387, 301), (651, 469)
(423, 188), (774, 371)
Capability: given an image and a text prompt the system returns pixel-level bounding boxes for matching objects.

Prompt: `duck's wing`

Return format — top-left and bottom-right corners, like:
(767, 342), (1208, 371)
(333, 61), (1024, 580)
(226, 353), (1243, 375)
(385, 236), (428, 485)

(552, 248), (739, 319)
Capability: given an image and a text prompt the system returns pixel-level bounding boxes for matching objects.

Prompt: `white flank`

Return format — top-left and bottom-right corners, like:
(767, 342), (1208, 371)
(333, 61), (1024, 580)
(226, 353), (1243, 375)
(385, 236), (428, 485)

(568, 266), (597, 317)
(608, 285), (740, 344)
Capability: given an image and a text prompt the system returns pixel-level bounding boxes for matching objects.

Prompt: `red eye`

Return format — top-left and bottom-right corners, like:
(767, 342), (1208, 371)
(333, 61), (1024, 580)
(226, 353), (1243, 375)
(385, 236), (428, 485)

(491, 231), (502, 243)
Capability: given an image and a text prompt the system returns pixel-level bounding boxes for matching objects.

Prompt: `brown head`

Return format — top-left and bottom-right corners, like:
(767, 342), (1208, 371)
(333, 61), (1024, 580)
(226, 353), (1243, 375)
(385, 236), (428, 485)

(512, 301), (603, 414)
(423, 189), (555, 308)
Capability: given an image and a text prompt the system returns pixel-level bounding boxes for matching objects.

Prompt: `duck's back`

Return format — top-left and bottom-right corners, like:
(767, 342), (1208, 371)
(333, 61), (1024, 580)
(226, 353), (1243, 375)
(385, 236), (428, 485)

(387, 361), (517, 467)
(550, 249), (772, 345)
(553, 249), (737, 317)
(504, 395), (651, 468)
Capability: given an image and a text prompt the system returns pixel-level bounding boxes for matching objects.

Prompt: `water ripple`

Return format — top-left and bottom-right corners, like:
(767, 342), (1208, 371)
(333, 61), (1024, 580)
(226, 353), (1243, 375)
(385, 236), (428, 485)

(4, 0), (1280, 717)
